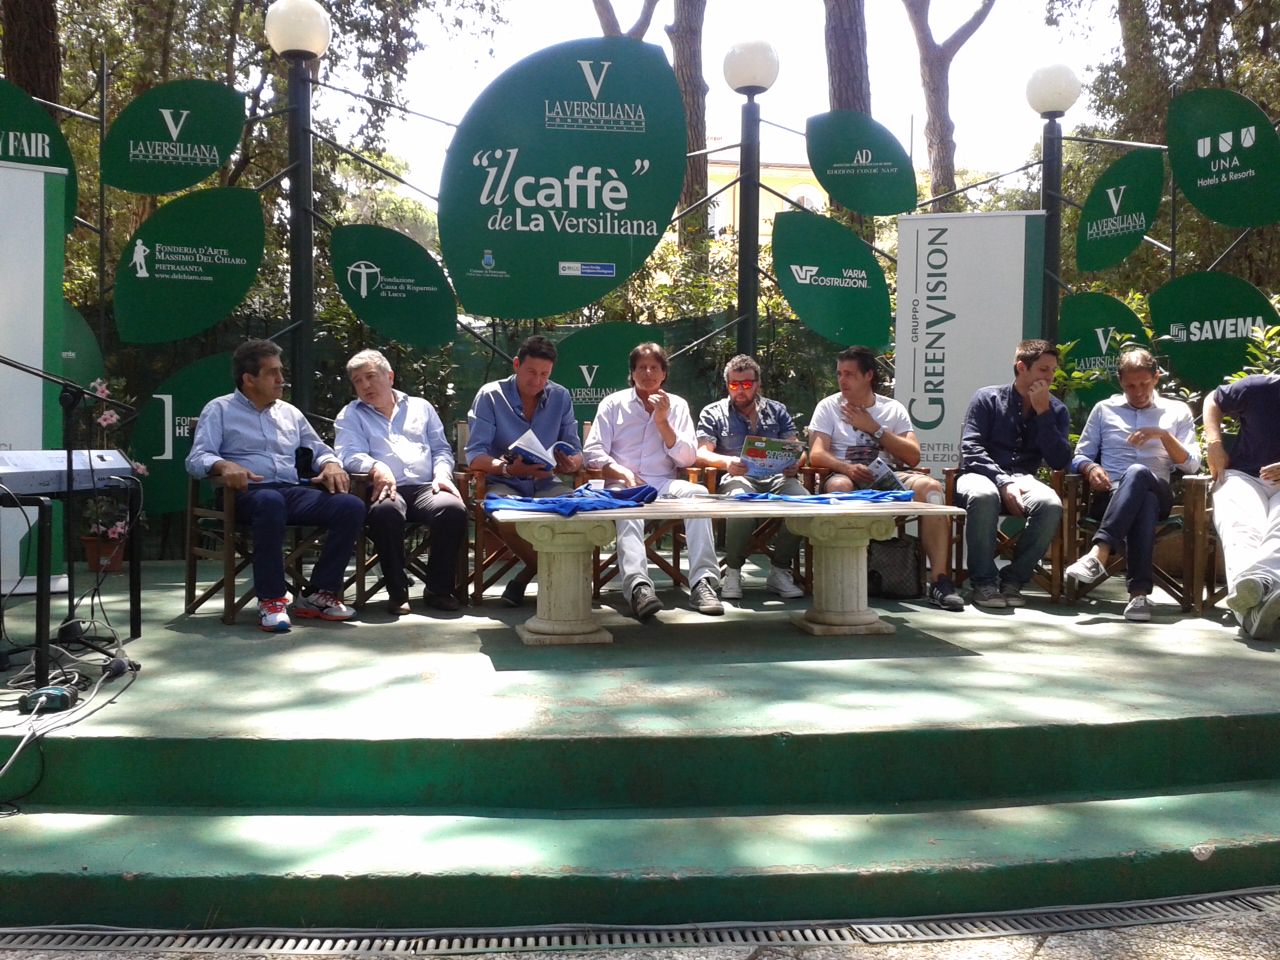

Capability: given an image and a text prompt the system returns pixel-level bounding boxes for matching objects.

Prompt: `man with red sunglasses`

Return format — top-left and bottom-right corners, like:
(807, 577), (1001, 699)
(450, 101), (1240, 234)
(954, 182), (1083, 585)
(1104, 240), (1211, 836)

(696, 355), (808, 601)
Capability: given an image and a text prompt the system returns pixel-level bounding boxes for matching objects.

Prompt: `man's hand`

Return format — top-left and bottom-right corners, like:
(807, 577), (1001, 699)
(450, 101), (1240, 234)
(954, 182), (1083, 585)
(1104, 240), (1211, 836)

(649, 390), (671, 422)
(1027, 379), (1053, 415)
(1000, 481), (1027, 517)
(844, 462), (873, 485)
(1260, 462), (1280, 483)
(506, 458), (553, 483)
(725, 456), (749, 477)
(369, 463), (397, 502)
(1206, 442), (1230, 481)
(1127, 427), (1167, 446)
(215, 460), (263, 492)
(610, 464), (641, 487)
(554, 449), (584, 474)
(839, 400), (879, 436)
(313, 462), (350, 494)
(432, 474), (462, 498)
(1086, 463), (1112, 492)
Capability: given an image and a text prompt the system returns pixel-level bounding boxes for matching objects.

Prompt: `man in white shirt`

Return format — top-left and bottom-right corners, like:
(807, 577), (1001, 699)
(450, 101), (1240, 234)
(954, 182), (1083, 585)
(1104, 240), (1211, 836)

(1064, 348), (1199, 622)
(583, 342), (721, 621)
(807, 345), (962, 611)
(335, 349), (467, 616)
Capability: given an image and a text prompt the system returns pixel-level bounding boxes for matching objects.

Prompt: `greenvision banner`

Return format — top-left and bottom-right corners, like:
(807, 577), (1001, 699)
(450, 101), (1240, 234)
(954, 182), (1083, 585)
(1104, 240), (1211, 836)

(1150, 271), (1278, 392)
(773, 209), (891, 347)
(1166, 88), (1280, 228)
(554, 322), (653, 420)
(115, 188), (265, 343)
(805, 111), (916, 216)
(0, 77), (78, 232)
(1076, 149), (1163, 272)
(438, 37), (686, 318)
(1059, 293), (1148, 408)
(330, 224), (457, 349)
(130, 353), (231, 514)
(101, 79), (246, 194)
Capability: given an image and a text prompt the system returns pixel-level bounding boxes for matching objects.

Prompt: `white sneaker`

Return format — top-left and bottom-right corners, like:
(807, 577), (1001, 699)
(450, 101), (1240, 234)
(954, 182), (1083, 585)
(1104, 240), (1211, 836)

(766, 567), (804, 599)
(293, 590), (355, 621)
(1226, 575), (1269, 617)
(1123, 594), (1153, 622)
(720, 568), (743, 599)
(257, 597), (291, 633)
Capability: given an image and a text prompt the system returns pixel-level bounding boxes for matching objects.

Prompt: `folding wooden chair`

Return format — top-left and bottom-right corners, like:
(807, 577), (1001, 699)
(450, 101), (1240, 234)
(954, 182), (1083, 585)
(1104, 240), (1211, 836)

(703, 465), (812, 593)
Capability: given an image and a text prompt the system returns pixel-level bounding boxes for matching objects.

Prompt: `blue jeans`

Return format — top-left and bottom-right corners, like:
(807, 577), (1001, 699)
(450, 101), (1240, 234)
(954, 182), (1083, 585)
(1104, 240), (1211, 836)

(955, 472), (1062, 588)
(1089, 463), (1172, 595)
(234, 484), (365, 599)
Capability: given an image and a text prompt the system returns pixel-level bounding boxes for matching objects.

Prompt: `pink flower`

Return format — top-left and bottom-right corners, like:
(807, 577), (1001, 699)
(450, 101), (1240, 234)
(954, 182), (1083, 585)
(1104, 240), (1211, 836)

(96, 410), (120, 429)
(131, 460), (150, 477)
(108, 521), (127, 541)
(89, 378), (110, 399)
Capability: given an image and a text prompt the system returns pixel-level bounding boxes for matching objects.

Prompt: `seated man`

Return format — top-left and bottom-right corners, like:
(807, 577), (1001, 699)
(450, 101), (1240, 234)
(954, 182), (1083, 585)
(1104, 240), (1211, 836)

(186, 339), (364, 633)
(584, 342), (722, 620)
(1064, 348), (1199, 622)
(465, 335), (584, 606)
(1204, 370), (1280, 639)
(807, 345), (963, 611)
(335, 349), (467, 616)
(956, 339), (1071, 608)
(696, 354), (807, 600)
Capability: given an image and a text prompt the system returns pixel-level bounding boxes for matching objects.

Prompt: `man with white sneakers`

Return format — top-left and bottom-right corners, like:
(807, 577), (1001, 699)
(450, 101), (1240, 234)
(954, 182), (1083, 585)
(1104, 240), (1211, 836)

(696, 354), (807, 601)
(1204, 371), (1280, 640)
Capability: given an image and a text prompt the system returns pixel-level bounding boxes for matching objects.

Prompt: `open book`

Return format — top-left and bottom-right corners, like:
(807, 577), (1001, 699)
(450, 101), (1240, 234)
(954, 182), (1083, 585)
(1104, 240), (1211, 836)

(740, 435), (804, 479)
(508, 429), (578, 470)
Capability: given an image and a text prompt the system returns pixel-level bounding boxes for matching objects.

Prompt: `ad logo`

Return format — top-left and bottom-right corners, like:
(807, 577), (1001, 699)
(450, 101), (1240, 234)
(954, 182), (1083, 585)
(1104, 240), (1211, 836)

(1105, 186), (1126, 215)
(130, 239), (151, 278)
(577, 60), (611, 100)
(545, 57), (645, 134)
(579, 364), (600, 386)
(790, 264), (820, 284)
(159, 108), (190, 141)
(788, 264), (868, 288)
(346, 260), (382, 298)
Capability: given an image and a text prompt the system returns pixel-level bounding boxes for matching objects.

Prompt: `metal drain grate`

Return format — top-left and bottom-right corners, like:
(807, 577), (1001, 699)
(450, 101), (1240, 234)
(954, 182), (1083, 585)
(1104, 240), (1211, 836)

(0, 886), (1277, 955)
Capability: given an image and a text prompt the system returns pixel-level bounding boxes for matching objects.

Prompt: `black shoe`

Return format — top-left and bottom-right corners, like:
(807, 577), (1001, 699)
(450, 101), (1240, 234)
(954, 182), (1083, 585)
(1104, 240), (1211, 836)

(630, 582), (662, 621)
(386, 592), (412, 615)
(502, 577), (528, 607)
(929, 575), (965, 611)
(423, 590), (461, 612)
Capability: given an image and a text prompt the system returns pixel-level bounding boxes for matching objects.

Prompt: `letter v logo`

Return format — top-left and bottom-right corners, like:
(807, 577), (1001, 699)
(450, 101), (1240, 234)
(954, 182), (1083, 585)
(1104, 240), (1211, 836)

(577, 60), (612, 100)
(1105, 185), (1126, 215)
(1093, 326), (1117, 353)
(159, 108), (190, 141)
(580, 364), (600, 386)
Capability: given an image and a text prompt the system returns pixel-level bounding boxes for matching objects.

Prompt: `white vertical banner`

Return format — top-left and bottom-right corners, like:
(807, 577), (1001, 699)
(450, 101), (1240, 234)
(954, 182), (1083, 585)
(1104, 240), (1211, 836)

(0, 161), (66, 589)
(894, 211), (1045, 471)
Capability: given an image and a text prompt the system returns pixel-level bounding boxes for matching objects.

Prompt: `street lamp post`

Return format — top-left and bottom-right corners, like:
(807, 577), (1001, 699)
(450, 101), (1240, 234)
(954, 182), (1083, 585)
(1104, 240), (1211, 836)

(723, 41), (779, 358)
(265, 0), (331, 415)
(1025, 63), (1081, 345)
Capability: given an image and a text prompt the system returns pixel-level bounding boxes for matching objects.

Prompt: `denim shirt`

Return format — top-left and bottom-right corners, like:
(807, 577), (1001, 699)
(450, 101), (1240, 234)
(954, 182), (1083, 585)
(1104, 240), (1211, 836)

(959, 383), (1072, 487)
(464, 376), (580, 496)
(696, 397), (797, 457)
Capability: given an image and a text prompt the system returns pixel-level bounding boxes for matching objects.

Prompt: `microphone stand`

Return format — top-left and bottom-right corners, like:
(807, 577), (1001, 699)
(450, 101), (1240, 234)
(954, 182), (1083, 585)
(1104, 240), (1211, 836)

(0, 352), (134, 656)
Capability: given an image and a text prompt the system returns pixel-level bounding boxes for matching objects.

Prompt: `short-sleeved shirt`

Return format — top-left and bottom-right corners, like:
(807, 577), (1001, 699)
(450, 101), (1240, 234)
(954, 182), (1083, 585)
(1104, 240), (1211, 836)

(1213, 374), (1280, 478)
(808, 393), (913, 468)
(696, 397), (797, 456)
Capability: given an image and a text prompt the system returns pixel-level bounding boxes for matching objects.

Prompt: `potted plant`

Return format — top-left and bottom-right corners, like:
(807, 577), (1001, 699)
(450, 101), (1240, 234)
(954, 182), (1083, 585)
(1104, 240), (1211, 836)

(78, 378), (148, 572)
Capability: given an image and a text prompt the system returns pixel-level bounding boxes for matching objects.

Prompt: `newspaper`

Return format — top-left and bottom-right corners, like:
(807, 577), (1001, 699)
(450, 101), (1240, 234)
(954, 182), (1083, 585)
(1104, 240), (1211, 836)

(740, 435), (804, 479)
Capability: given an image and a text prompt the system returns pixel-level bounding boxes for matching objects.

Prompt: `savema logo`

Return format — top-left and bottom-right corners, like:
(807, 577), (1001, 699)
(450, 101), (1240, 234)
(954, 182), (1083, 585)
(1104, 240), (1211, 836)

(1166, 315), (1261, 343)
(472, 147), (659, 237)
(789, 264), (869, 288)
(544, 59), (646, 134)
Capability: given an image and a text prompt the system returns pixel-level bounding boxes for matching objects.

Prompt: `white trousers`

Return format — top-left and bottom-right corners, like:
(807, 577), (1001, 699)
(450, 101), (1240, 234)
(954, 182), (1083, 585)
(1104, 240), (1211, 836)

(615, 477), (719, 597)
(1212, 469), (1280, 595)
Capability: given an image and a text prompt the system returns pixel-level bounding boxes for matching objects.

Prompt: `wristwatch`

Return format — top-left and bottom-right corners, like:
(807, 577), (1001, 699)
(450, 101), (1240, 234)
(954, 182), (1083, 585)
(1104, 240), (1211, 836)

(872, 426), (886, 445)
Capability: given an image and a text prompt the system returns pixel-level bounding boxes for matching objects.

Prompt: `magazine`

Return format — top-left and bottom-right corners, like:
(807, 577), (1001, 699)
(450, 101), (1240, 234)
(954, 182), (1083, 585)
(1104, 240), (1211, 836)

(740, 435), (804, 479)
(865, 456), (906, 491)
(507, 429), (578, 470)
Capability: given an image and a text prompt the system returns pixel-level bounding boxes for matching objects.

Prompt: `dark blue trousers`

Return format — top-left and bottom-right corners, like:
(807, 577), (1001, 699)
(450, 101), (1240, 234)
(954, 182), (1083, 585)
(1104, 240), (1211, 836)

(1088, 463), (1172, 595)
(234, 484), (365, 600)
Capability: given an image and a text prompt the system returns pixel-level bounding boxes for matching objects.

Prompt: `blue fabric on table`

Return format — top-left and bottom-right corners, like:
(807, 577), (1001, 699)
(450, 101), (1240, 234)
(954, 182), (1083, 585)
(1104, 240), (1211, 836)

(725, 489), (914, 504)
(483, 483), (659, 517)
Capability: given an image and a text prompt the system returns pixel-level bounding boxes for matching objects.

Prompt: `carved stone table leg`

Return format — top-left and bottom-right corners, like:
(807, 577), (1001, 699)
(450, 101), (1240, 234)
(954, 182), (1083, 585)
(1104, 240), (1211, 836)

(787, 514), (899, 636)
(512, 517), (617, 645)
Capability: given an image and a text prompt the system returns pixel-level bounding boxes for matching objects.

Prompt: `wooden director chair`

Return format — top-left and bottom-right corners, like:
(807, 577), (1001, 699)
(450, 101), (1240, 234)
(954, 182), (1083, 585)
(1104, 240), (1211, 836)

(943, 467), (1069, 602)
(701, 464), (813, 594)
(1062, 472), (1222, 614)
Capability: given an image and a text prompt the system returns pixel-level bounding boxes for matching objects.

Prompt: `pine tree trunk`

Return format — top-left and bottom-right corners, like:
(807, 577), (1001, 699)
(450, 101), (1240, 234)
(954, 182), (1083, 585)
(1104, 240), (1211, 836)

(667, 0), (708, 249)
(1, 0), (62, 108)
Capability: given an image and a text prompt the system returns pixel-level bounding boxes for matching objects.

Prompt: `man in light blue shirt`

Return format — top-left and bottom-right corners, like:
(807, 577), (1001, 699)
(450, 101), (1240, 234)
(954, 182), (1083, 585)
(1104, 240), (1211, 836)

(1064, 348), (1199, 621)
(186, 339), (364, 632)
(465, 335), (584, 605)
(335, 349), (466, 616)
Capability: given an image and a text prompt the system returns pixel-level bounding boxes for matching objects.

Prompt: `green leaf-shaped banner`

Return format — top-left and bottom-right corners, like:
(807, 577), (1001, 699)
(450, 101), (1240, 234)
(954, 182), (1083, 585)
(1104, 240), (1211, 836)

(806, 111), (916, 216)
(439, 37), (686, 318)
(1150, 272), (1278, 392)
(1060, 293), (1148, 408)
(1167, 88), (1280, 228)
(115, 188), (264, 343)
(555, 321), (653, 421)
(0, 77), (78, 232)
(101, 79), (246, 194)
(130, 353), (233, 514)
(1076, 149), (1163, 272)
(774, 209), (891, 347)
(331, 224), (457, 349)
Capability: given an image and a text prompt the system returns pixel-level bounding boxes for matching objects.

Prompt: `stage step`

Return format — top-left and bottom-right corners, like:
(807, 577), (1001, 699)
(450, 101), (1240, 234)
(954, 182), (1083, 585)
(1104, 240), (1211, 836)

(5, 781), (1280, 928)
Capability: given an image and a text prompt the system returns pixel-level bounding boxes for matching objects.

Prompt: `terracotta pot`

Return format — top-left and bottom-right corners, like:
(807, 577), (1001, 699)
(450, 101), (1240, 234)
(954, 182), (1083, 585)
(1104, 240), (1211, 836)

(81, 535), (125, 573)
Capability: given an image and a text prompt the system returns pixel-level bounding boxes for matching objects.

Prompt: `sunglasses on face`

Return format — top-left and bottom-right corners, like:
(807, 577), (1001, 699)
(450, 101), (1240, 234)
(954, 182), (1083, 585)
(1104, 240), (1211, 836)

(727, 381), (757, 391)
